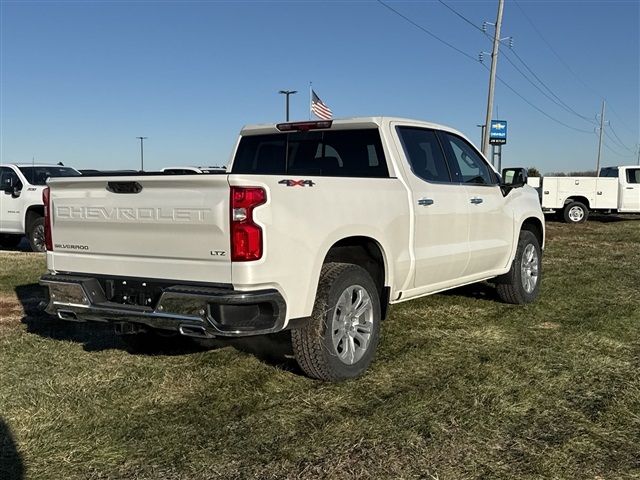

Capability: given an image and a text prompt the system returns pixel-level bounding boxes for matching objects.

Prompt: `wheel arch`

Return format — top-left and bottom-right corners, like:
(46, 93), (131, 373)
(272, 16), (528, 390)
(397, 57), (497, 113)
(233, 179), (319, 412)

(564, 196), (590, 209)
(25, 205), (44, 231)
(520, 216), (544, 250)
(322, 236), (390, 319)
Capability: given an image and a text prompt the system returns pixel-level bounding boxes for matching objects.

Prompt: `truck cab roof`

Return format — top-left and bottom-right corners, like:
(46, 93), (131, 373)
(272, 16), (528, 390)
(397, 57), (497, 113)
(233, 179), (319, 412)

(241, 117), (466, 138)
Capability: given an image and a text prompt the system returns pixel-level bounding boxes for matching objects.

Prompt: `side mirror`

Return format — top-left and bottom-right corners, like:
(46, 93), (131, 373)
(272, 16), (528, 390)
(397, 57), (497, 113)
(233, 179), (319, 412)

(1, 178), (21, 197)
(501, 168), (527, 188)
(2, 181), (15, 195)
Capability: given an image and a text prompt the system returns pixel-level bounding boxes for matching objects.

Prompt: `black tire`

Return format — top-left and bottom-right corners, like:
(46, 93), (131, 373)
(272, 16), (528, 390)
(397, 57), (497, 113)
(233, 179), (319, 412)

(0, 234), (22, 249)
(27, 216), (46, 252)
(562, 201), (589, 224)
(496, 230), (542, 304)
(292, 262), (381, 381)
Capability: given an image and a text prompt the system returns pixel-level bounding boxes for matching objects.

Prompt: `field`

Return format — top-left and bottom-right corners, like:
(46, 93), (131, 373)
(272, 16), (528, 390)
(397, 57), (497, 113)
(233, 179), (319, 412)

(1, 217), (639, 480)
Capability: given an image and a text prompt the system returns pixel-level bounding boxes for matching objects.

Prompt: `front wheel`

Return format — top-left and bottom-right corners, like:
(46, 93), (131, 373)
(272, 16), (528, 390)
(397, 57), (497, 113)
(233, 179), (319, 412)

(496, 230), (542, 304)
(292, 263), (381, 381)
(27, 217), (46, 252)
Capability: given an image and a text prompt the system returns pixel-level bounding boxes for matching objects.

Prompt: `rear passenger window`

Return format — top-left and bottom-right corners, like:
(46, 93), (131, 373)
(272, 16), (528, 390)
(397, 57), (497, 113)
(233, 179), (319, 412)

(442, 133), (496, 185)
(231, 129), (388, 177)
(396, 127), (451, 183)
(627, 169), (640, 184)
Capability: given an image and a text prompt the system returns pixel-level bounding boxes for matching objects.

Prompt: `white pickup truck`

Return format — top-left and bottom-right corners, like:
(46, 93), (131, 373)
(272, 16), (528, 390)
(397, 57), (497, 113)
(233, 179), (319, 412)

(40, 118), (544, 380)
(531, 165), (640, 223)
(0, 164), (81, 251)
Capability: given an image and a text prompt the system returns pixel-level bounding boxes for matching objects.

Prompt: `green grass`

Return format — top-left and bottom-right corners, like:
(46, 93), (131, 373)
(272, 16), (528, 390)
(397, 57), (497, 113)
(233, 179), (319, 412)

(1, 217), (639, 479)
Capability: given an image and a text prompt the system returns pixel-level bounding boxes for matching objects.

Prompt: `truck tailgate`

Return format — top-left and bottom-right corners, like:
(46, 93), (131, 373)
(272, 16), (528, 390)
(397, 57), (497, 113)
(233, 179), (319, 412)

(47, 175), (232, 284)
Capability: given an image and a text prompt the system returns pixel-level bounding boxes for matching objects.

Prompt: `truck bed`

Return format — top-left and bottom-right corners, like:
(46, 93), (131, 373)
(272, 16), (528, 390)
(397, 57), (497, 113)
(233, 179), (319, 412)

(541, 177), (618, 210)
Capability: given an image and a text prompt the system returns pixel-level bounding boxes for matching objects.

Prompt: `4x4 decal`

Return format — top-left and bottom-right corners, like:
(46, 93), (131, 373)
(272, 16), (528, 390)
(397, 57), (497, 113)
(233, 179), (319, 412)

(278, 179), (315, 187)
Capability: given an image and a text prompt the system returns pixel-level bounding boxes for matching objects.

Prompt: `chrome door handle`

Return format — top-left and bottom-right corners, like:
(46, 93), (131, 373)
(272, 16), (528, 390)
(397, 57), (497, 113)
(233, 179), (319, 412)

(626, 187), (634, 189)
(470, 197), (483, 204)
(418, 198), (434, 206)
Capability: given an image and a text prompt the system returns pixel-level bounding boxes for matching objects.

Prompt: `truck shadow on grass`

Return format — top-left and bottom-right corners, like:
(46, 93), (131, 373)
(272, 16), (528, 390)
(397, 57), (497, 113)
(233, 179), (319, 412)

(15, 283), (299, 372)
(440, 281), (502, 302)
(0, 237), (33, 253)
(0, 417), (24, 480)
(588, 214), (640, 223)
(544, 213), (640, 224)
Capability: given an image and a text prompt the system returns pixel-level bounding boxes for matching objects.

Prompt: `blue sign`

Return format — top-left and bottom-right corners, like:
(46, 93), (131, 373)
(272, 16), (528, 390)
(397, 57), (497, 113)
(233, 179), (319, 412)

(489, 120), (507, 145)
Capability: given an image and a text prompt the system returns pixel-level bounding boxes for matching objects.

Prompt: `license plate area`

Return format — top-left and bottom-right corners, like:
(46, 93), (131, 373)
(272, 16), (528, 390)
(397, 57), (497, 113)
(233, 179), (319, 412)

(100, 278), (165, 308)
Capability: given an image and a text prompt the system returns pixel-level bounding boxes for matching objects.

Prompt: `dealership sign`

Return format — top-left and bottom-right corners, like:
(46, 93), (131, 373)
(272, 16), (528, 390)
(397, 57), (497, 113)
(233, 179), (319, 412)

(489, 120), (507, 145)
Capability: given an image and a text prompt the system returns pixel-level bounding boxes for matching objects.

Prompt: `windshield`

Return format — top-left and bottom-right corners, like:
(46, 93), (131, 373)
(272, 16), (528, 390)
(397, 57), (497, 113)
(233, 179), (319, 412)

(18, 166), (81, 185)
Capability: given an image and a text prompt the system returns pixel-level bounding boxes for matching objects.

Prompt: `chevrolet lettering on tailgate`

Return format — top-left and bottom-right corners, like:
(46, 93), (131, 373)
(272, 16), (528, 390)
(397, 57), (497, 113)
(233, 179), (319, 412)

(56, 206), (212, 222)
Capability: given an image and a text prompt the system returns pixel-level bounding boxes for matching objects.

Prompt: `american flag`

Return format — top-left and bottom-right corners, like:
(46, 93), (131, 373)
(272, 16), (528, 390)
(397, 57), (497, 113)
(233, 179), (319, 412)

(311, 90), (333, 120)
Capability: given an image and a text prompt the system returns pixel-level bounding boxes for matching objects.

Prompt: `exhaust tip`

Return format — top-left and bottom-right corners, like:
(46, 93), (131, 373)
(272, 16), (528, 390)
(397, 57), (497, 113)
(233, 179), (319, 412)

(179, 325), (213, 339)
(58, 310), (79, 321)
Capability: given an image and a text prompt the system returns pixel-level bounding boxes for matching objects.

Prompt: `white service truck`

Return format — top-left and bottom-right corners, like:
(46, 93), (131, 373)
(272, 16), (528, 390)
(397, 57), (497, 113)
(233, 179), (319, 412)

(0, 164), (81, 251)
(532, 165), (640, 223)
(40, 118), (544, 380)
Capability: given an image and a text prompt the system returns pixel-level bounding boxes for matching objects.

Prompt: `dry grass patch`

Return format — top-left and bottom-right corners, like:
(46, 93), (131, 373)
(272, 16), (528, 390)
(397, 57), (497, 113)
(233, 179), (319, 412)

(0, 218), (639, 479)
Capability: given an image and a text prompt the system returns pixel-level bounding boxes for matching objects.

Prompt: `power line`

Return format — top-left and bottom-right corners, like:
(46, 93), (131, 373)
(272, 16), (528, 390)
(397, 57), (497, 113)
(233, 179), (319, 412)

(605, 126), (633, 152)
(376, 0), (477, 63)
(499, 48), (595, 127)
(508, 48), (596, 125)
(512, 0), (600, 97)
(603, 140), (634, 158)
(491, 66), (595, 134)
(377, 0), (596, 135)
(436, 0), (597, 131)
(513, 0), (639, 137)
(608, 106), (639, 135)
(438, 0), (597, 125)
(436, 0), (484, 33)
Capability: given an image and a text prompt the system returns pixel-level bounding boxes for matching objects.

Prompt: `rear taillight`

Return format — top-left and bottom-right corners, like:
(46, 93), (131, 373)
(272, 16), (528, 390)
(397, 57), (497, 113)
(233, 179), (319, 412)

(230, 187), (266, 261)
(43, 187), (53, 251)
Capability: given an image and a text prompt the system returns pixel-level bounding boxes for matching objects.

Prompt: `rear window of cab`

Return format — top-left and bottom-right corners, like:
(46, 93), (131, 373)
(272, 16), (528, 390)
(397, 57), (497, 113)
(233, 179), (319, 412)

(231, 129), (388, 178)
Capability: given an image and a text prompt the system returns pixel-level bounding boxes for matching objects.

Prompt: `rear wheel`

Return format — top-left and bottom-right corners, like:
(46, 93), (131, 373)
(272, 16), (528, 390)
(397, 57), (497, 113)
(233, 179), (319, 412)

(0, 234), (22, 249)
(292, 263), (381, 381)
(563, 201), (588, 224)
(496, 230), (542, 304)
(27, 216), (46, 252)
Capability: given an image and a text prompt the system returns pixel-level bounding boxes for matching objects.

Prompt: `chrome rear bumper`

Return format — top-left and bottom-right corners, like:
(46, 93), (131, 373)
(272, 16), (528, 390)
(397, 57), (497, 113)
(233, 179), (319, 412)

(40, 274), (286, 337)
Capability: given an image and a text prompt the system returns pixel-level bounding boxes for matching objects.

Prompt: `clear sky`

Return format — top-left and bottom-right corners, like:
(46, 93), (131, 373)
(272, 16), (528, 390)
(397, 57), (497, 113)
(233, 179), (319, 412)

(1, 0), (638, 174)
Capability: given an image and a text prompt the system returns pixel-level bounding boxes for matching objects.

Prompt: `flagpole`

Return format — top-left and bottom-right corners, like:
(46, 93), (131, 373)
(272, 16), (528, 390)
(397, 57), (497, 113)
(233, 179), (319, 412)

(309, 81), (312, 120)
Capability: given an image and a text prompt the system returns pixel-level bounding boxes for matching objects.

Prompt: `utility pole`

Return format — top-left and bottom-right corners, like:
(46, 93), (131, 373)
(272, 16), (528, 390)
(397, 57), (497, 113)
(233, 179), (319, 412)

(636, 144), (640, 166)
(596, 100), (605, 173)
(482, 0), (505, 157)
(136, 136), (147, 171)
(278, 90), (297, 122)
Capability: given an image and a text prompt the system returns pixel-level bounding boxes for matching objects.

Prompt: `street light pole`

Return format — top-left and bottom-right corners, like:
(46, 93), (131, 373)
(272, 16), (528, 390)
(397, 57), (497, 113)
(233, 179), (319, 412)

(476, 124), (486, 149)
(136, 136), (147, 171)
(278, 90), (297, 121)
